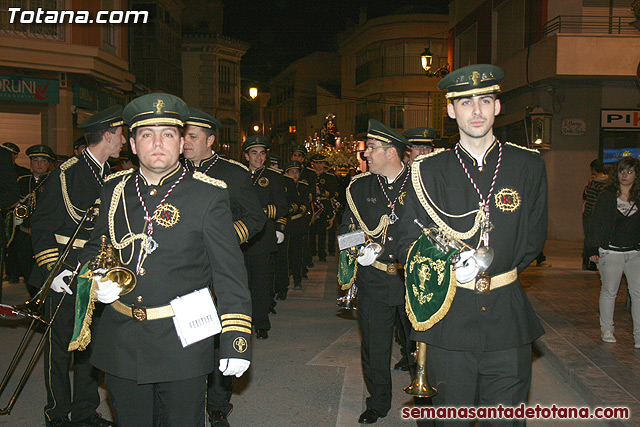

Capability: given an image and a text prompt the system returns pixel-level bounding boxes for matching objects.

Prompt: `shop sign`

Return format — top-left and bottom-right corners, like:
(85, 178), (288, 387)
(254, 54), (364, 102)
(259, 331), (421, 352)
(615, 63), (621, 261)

(73, 83), (98, 110)
(601, 110), (640, 129)
(0, 74), (59, 103)
(561, 118), (586, 135)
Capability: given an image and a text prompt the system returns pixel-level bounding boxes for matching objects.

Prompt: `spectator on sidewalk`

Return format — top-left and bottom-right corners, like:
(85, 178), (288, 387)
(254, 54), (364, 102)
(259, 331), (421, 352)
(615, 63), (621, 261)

(586, 156), (640, 347)
(583, 159), (609, 270)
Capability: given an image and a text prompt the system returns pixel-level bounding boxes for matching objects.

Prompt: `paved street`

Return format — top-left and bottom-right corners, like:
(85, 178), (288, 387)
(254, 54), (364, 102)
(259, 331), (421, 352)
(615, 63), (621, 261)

(0, 240), (632, 426)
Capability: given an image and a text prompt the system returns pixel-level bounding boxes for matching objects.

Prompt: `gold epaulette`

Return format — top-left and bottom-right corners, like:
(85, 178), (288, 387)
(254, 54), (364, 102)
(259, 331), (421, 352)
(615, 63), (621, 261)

(268, 167), (282, 174)
(413, 149), (448, 164)
(220, 313), (252, 335)
(349, 171), (371, 183)
(222, 157), (249, 171)
(104, 168), (135, 182)
(193, 171), (227, 189)
(505, 142), (540, 154)
(60, 156), (78, 171)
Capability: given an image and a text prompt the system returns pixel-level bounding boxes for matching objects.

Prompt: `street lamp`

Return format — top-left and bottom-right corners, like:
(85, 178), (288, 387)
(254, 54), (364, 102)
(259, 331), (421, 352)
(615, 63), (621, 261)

(420, 47), (449, 78)
(249, 86), (258, 99)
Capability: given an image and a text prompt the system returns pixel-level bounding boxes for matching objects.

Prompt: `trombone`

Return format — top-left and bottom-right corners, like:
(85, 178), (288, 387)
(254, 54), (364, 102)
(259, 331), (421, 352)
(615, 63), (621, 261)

(0, 204), (99, 415)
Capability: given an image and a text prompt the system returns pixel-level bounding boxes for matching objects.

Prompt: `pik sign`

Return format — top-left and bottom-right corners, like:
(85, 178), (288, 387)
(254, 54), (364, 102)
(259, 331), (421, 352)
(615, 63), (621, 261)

(601, 110), (640, 129)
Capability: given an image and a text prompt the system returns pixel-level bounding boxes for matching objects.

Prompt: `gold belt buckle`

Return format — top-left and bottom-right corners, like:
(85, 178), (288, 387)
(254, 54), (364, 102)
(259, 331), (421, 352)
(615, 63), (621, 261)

(474, 273), (491, 295)
(131, 304), (147, 322)
(386, 263), (397, 275)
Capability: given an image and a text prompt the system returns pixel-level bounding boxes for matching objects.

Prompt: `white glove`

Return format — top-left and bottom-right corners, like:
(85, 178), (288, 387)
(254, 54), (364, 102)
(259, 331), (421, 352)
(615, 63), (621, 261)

(357, 246), (377, 266)
(276, 231), (285, 244)
(51, 269), (73, 294)
(13, 216), (23, 226)
(219, 358), (250, 377)
(454, 249), (479, 284)
(95, 278), (121, 304)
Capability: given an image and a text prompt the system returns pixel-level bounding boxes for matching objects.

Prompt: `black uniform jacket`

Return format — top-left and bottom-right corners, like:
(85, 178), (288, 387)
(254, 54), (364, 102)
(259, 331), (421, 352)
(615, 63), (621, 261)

(397, 141), (547, 351)
(30, 152), (105, 287)
(185, 153), (265, 245)
(287, 180), (312, 234)
(300, 167), (317, 201)
(81, 166), (252, 384)
(0, 149), (18, 209)
(17, 172), (50, 229)
(316, 171), (340, 201)
(243, 166), (288, 255)
(339, 165), (411, 306)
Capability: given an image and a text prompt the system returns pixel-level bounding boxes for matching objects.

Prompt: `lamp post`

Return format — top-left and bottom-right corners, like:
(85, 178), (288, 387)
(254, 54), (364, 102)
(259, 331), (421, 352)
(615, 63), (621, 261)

(420, 47), (449, 78)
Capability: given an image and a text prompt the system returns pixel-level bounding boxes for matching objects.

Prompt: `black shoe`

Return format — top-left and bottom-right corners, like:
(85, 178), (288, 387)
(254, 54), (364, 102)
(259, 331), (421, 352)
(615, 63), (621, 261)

(74, 414), (116, 427)
(269, 306), (277, 314)
(302, 272), (308, 279)
(256, 329), (269, 339)
(394, 360), (409, 371)
(294, 283), (302, 290)
(275, 292), (287, 300)
(45, 417), (74, 427)
(209, 410), (231, 427)
(358, 408), (385, 424)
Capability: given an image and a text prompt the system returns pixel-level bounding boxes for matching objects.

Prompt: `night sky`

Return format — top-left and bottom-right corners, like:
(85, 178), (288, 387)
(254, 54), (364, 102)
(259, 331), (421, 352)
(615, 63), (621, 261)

(219, 0), (450, 82)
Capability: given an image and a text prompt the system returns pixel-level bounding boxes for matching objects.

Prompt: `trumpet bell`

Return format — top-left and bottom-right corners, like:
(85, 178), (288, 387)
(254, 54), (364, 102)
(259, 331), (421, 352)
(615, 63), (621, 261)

(474, 246), (495, 273)
(103, 267), (137, 296)
(404, 371), (438, 397)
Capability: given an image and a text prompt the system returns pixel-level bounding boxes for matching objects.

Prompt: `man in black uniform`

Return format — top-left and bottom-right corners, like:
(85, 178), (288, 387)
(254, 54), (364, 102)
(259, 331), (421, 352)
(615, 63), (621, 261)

(73, 136), (88, 155)
(80, 93), (252, 426)
(398, 64), (547, 426)
(2, 142), (30, 177)
(290, 145), (316, 273)
(339, 119), (414, 424)
(280, 161), (312, 295)
(0, 144), (19, 302)
(10, 144), (55, 296)
(182, 107), (264, 427)
(403, 127), (437, 164)
(310, 154), (340, 262)
(242, 135), (288, 339)
(30, 105), (125, 427)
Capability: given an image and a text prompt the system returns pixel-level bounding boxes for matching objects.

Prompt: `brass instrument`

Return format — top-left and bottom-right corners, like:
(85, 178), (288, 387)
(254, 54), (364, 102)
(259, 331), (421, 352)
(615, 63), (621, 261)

(336, 283), (358, 310)
(0, 204), (99, 415)
(404, 342), (437, 397)
(13, 193), (35, 220)
(86, 235), (136, 296)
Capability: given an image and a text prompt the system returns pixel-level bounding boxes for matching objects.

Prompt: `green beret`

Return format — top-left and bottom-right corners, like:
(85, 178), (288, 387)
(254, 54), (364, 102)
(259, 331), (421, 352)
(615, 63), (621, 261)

(124, 93), (189, 130)
(26, 144), (56, 160)
(403, 127), (439, 146)
(73, 136), (87, 149)
(290, 144), (307, 155)
(78, 105), (124, 133)
(367, 119), (409, 149)
(242, 135), (270, 152)
(284, 160), (303, 173)
(437, 64), (504, 100)
(1, 142), (20, 154)
(185, 107), (222, 130)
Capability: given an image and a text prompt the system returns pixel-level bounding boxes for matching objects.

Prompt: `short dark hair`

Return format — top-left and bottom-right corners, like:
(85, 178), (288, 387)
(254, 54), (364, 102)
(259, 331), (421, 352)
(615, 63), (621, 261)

(590, 159), (605, 174)
(84, 127), (117, 146)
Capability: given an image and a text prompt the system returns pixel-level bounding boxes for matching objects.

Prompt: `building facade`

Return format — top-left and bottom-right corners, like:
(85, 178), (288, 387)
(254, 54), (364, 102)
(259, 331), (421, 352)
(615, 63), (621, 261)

(447, 0), (640, 241)
(0, 0), (134, 162)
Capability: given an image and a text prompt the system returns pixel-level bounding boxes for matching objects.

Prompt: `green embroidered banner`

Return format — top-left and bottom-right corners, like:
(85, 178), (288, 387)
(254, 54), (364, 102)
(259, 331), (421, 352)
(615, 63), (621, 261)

(338, 249), (358, 290)
(405, 232), (459, 331)
(69, 263), (97, 351)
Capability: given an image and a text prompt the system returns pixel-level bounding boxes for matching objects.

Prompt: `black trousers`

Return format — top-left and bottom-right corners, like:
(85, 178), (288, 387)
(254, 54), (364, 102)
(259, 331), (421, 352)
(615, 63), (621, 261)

(425, 344), (532, 426)
(206, 335), (233, 415)
(288, 230), (306, 286)
(13, 228), (38, 296)
(357, 291), (413, 415)
(245, 251), (273, 331)
(273, 236), (289, 295)
(44, 289), (100, 422)
(310, 213), (328, 259)
(105, 373), (207, 427)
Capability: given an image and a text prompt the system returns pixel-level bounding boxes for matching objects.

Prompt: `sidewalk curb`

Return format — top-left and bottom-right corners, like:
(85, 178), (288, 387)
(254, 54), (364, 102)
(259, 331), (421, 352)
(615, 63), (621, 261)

(531, 295), (639, 427)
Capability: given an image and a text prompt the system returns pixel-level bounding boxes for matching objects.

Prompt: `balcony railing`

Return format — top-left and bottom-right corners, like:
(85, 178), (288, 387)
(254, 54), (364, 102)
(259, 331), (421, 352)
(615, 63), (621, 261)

(356, 55), (445, 85)
(542, 15), (639, 36)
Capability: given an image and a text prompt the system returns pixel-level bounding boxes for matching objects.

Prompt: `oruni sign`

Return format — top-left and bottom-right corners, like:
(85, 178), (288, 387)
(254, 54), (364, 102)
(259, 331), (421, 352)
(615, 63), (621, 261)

(0, 75), (59, 104)
(601, 110), (640, 129)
